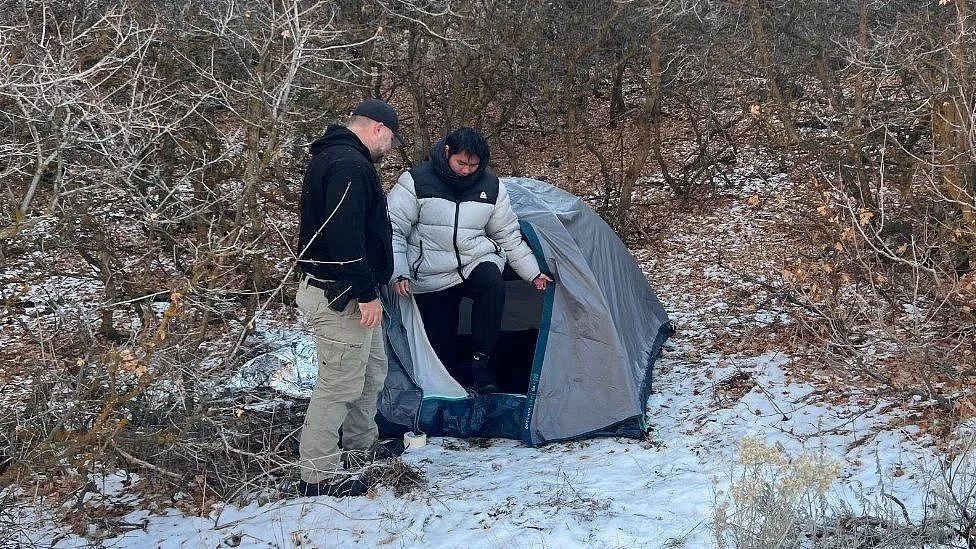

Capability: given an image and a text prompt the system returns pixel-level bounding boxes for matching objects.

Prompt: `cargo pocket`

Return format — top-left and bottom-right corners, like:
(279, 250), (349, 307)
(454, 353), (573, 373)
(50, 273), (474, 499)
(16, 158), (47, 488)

(315, 334), (368, 396)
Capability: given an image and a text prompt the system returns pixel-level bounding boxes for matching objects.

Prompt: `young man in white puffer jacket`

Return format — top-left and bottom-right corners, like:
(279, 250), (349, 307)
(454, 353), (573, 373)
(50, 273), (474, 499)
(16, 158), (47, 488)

(388, 128), (552, 392)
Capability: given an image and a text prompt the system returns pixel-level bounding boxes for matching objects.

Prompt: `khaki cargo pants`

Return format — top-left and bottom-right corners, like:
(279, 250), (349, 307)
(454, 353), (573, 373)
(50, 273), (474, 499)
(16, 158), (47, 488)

(296, 277), (388, 484)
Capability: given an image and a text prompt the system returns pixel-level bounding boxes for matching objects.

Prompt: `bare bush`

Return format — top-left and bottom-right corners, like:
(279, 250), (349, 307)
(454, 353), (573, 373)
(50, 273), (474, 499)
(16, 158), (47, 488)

(714, 435), (976, 549)
(930, 434), (976, 547)
(0, 0), (396, 502)
(754, 1), (976, 434)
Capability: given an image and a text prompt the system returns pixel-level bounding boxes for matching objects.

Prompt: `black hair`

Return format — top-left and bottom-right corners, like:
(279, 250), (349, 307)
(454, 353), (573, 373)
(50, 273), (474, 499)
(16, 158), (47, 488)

(444, 127), (490, 165)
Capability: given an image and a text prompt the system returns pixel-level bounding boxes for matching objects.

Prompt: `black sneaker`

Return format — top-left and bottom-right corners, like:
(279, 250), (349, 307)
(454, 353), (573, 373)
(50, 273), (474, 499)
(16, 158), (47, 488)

(374, 439), (406, 459)
(469, 353), (500, 393)
(296, 477), (370, 498)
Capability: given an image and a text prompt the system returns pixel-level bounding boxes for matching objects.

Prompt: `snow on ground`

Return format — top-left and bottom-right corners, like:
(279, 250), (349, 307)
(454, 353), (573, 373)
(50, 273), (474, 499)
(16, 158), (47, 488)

(5, 155), (941, 547)
(9, 349), (932, 548)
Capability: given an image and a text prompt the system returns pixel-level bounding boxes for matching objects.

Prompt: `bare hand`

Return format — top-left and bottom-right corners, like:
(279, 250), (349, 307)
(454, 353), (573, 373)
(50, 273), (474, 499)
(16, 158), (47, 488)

(394, 279), (411, 297)
(359, 299), (383, 328)
(533, 273), (553, 291)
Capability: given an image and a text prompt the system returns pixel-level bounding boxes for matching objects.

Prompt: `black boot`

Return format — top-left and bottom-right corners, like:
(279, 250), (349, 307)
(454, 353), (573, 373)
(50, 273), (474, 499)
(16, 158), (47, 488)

(469, 353), (500, 393)
(374, 438), (406, 459)
(297, 477), (370, 498)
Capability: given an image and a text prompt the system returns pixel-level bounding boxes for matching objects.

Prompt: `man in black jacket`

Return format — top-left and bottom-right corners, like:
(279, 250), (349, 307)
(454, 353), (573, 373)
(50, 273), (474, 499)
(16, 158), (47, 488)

(294, 99), (400, 498)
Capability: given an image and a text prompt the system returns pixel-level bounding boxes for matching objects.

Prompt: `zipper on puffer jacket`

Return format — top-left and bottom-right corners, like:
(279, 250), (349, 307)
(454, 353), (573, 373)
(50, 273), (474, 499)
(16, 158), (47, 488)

(452, 201), (465, 280)
(410, 240), (424, 279)
(488, 237), (501, 254)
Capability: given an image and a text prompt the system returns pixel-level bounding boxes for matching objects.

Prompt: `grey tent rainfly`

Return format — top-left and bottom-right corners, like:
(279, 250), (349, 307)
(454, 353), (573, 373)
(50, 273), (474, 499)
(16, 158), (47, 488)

(377, 177), (673, 445)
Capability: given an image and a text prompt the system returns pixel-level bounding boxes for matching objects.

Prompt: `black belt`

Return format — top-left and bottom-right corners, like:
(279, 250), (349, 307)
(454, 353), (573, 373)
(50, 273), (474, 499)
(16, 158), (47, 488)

(304, 276), (354, 312)
(303, 276), (377, 300)
(305, 277), (333, 291)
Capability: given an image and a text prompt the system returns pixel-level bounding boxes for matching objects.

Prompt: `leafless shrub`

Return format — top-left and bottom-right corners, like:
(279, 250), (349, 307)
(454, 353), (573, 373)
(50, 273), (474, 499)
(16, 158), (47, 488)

(714, 435), (973, 549)
(360, 457), (426, 497)
(930, 434), (976, 548)
(748, 1), (976, 432)
(0, 0), (397, 504)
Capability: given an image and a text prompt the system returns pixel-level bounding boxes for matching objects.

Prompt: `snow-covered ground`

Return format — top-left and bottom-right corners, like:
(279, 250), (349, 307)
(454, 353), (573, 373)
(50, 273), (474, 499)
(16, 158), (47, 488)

(4, 156), (950, 547)
(8, 349), (933, 548)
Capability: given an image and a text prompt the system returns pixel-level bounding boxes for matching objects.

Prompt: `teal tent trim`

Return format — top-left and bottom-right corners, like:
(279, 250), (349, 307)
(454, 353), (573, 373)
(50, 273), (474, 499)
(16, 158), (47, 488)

(525, 319), (675, 446)
(638, 321), (675, 430)
(518, 221), (554, 445)
(526, 415), (646, 445)
(417, 394), (526, 439)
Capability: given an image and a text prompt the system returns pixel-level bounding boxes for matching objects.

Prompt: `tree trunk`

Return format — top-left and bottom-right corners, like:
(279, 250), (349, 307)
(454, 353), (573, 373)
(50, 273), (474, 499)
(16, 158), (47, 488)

(748, 0), (798, 145)
(616, 36), (662, 239)
(609, 54), (627, 126)
(563, 97), (581, 193)
(406, 29), (432, 161)
(844, 0), (876, 211)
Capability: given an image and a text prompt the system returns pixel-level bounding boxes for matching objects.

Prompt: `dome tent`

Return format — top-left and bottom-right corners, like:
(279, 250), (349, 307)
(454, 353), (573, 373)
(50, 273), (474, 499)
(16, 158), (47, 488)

(377, 177), (673, 445)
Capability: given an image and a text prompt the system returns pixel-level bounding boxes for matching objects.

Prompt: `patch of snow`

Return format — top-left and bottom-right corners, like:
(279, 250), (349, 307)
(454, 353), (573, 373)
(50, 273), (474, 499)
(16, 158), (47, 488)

(10, 350), (938, 549)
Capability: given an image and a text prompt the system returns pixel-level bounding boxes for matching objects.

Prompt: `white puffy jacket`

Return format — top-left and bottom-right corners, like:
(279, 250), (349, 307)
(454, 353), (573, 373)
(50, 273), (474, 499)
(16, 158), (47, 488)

(387, 162), (541, 294)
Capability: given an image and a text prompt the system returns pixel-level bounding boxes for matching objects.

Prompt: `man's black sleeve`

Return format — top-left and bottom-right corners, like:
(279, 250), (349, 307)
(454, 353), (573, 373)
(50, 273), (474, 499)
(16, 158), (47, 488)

(318, 162), (379, 302)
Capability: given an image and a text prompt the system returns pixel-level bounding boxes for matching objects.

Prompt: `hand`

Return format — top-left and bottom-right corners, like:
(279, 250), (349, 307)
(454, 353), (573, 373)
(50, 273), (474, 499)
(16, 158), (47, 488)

(393, 279), (411, 297)
(533, 273), (553, 291)
(358, 299), (383, 328)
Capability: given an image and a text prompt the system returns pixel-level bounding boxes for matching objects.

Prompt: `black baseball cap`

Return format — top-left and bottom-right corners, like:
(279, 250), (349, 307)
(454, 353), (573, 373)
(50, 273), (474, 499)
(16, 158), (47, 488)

(352, 99), (403, 146)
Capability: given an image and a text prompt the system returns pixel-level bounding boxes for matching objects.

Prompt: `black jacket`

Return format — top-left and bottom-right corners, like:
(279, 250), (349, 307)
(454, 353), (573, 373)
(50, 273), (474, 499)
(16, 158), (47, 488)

(297, 125), (393, 302)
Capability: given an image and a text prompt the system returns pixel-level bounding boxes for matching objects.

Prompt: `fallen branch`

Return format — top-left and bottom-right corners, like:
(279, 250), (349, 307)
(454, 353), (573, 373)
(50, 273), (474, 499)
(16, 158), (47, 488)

(109, 440), (182, 480)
